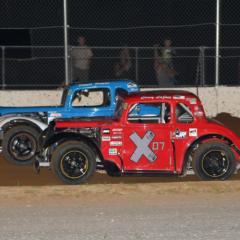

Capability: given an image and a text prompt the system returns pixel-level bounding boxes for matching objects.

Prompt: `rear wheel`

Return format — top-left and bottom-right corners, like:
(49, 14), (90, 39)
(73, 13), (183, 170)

(192, 141), (236, 180)
(2, 125), (40, 165)
(51, 141), (96, 184)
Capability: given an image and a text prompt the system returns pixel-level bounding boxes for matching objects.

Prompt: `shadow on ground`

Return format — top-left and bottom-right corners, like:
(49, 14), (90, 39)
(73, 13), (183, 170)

(0, 156), (239, 186)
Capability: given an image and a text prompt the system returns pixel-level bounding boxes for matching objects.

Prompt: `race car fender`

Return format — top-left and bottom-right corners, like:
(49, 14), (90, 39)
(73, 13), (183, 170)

(0, 116), (48, 133)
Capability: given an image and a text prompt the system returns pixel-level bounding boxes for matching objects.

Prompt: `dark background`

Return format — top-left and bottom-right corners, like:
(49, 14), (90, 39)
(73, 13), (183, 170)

(0, 0), (239, 87)
(0, 0), (239, 47)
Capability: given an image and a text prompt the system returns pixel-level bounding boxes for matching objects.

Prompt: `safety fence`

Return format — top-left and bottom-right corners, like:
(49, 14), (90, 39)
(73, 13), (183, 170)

(0, 46), (239, 89)
(0, 1), (240, 88)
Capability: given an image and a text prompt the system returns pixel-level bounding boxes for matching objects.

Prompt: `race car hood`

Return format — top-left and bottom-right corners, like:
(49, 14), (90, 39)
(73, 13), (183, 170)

(55, 117), (117, 129)
(0, 106), (63, 116)
(206, 117), (224, 126)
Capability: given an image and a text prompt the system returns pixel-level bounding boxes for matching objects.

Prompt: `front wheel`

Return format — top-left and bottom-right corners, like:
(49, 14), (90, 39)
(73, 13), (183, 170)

(2, 125), (40, 165)
(51, 141), (96, 184)
(192, 141), (236, 181)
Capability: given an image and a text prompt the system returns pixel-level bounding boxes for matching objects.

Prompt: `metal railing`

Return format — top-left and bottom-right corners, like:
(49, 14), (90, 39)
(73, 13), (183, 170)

(0, 46), (240, 89)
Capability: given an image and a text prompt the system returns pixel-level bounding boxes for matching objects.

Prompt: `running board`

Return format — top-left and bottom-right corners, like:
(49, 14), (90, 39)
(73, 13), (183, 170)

(122, 170), (175, 177)
(38, 162), (104, 168)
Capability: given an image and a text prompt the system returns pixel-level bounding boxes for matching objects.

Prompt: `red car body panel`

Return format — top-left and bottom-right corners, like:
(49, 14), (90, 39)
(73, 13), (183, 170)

(55, 91), (240, 173)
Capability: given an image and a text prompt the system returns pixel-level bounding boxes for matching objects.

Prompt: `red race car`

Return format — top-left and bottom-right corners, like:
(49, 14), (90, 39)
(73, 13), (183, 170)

(35, 91), (240, 184)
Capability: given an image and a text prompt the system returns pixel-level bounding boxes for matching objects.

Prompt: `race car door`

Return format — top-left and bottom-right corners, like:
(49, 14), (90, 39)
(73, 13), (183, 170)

(122, 102), (174, 171)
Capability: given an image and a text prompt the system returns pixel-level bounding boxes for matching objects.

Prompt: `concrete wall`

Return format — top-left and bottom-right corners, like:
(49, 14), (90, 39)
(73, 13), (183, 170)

(0, 86), (239, 117)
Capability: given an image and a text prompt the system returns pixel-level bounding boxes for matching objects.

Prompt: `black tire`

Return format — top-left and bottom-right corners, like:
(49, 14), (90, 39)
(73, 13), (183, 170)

(51, 141), (96, 184)
(2, 125), (40, 165)
(192, 141), (236, 181)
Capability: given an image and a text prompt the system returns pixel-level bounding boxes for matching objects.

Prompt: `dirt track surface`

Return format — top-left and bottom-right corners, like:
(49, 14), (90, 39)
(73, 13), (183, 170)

(0, 155), (240, 239)
(0, 182), (240, 239)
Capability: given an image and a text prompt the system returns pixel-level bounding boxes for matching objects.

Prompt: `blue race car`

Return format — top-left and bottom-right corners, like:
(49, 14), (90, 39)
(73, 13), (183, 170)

(0, 80), (139, 165)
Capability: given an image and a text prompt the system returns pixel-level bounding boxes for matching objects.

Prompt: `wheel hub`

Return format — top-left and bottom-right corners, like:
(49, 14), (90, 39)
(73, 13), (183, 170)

(9, 133), (36, 161)
(202, 150), (229, 178)
(60, 150), (88, 179)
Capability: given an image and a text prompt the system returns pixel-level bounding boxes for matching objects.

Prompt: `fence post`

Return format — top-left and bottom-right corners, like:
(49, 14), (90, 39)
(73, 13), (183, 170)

(200, 46), (206, 86)
(69, 46), (73, 83)
(63, 0), (69, 86)
(215, 0), (220, 86)
(2, 46), (5, 90)
(135, 47), (139, 83)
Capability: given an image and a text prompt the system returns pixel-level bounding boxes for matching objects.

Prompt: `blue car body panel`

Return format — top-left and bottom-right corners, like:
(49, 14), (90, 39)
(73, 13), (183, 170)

(0, 80), (139, 121)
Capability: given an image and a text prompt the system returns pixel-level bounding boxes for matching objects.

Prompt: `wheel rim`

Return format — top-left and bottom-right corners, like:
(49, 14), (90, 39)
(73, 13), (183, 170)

(202, 150), (230, 178)
(60, 150), (89, 179)
(9, 132), (37, 161)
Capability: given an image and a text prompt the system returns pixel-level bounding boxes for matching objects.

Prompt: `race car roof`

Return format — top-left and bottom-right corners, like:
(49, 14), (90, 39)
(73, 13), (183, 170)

(67, 79), (137, 91)
(122, 90), (200, 103)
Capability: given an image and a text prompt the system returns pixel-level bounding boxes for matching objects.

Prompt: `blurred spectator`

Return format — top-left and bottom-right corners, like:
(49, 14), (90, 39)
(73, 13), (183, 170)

(114, 48), (132, 79)
(162, 38), (175, 68)
(162, 38), (177, 84)
(72, 36), (93, 83)
(153, 44), (174, 87)
(153, 39), (177, 87)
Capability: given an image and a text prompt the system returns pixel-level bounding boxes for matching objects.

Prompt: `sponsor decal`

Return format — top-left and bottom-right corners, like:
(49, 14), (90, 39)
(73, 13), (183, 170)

(175, 131), (187, 139)
(102, 136), (111, 141)
(127, 82), (138, 88)
(111, 135), (122, 139)
(141, 96), (154, 100)
(187, 98), (197, 104)
(95, 82), (109, 85)
(130, 131), (157, 163)
(156, 96), (171, 100)
(112, 128), (123, 132)
(141, 96), (171, 100)
(173, 95), (185, 100)
(112, 131), (123, 135)
(77, 83), (91, 87)
(102, 129), (110, 134)
(189, 128), (198, 137)
(110, 141), (122, 146)
(49, 112), (62, 117)
(109, 148), (118, 155)
(194, 106), (204, 117)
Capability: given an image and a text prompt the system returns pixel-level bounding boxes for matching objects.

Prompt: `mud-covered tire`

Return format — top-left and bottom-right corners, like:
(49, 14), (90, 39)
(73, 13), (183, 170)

(51, 141), (96, 184)
(192, 141), (236, 181)
(2, 125), (40, 165)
